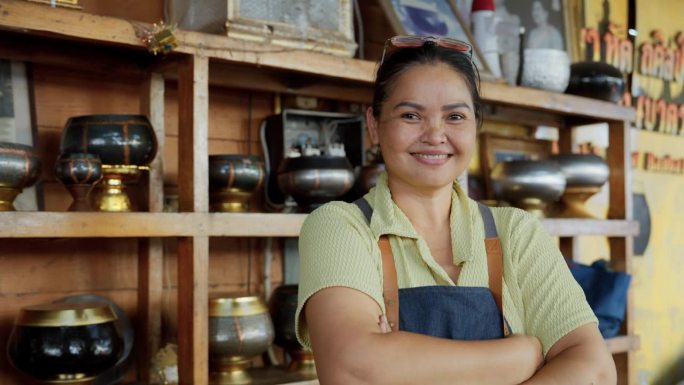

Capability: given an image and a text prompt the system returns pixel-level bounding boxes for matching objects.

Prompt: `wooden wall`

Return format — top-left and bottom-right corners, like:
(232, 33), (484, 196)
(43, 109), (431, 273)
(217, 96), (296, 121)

(0, 63), (284, 384)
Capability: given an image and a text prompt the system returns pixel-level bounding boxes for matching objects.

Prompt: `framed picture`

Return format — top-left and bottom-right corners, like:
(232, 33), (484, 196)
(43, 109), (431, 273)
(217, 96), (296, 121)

(378, 0), (496, 80)
(479, 133), (552, 199)
(497, 0), (573, 54)
(0, 60), (42, 211)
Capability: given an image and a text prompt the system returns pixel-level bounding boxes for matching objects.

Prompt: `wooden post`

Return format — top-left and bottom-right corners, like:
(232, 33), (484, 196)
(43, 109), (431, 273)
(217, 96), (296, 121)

(138, 72), (165, 383)
(556, 124), (577, 259)
(177, 54), (210, 385)
(607, 120), (634, 385)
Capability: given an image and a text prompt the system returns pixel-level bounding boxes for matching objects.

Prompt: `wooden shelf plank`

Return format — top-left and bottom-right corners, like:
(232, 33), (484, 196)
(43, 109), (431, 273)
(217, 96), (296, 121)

(1, 213), (636, 238)
(540, 219), (639, 237)
(606, 335), (640, 354)
(0, 0), (635, 121)
(480, 82), (635, 122)
(0, 212), (307, 237)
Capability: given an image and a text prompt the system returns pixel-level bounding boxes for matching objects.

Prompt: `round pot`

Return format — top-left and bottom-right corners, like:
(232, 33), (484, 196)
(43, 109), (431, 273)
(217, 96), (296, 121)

(277, 156), (355, 212)
(54, 153), (103, 211)
(356, 163), (386, 196)
(208, 295), (274, 384)
(209, 155), (264, 212)
(549, 153), (609, 189)
(59, 115), (157, 167)
(7, 302), (124, 383)
(268, 285), (300, 352)
(521, 49), (570, 92)
(0, 142), (42, 211)
(491, 160), (566, 217)
(268, 285), (316, 377)
(566, 61), (625, 103)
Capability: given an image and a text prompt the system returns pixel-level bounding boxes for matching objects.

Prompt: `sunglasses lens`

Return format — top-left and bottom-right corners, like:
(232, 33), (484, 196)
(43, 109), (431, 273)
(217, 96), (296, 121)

(390, 36), (425, 48)
(438, 38), (472, 53)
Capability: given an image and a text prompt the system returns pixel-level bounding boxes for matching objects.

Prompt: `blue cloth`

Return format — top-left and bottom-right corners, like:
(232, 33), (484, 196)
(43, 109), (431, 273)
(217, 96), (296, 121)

(399, 285), (508, 340)
(569, 260), (631, 338)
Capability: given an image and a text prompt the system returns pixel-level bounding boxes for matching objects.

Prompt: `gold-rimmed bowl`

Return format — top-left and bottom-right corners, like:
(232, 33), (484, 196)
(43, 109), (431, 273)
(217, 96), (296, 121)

(7, 302), (124, 384)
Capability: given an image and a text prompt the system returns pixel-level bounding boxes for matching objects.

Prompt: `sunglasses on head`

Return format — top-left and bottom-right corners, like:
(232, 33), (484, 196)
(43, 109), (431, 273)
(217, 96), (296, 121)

(380, 35), (473, 65)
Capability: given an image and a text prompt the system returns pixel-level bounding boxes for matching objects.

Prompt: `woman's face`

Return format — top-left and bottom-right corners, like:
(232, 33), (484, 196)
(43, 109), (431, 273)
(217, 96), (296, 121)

(532, 1), (548, 25)
(367, 62), (477, 192)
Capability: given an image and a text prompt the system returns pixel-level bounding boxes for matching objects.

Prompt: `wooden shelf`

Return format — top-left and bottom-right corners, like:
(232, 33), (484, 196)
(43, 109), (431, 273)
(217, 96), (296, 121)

(540, 219), (639, 237)
(0, 212), (307, 237)
(0, 212), (635, 238)
(606, 335), (641, 354)
(0, 0), (635, 121)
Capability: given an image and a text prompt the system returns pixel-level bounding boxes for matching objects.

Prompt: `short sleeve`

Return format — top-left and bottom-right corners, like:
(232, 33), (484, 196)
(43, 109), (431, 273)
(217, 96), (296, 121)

(505, 209), (598, 355)
(295, 202), (385, 350)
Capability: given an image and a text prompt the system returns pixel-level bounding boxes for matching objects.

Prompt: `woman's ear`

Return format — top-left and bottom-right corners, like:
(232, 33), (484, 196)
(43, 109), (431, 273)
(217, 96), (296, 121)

(366, 107), (380, 145)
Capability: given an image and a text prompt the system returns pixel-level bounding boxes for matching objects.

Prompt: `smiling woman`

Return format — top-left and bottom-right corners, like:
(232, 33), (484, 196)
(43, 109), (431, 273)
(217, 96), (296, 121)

(296, 37), (616, 385)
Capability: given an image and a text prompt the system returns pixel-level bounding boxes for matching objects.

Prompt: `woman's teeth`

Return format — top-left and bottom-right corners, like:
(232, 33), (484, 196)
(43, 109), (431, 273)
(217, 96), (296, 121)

(414, 154), (449, 160)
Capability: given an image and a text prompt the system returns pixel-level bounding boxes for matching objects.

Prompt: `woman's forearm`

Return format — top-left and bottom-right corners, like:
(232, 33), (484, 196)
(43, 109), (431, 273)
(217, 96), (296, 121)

(317, 330), (542, 385)
(520, 337), (616, 385)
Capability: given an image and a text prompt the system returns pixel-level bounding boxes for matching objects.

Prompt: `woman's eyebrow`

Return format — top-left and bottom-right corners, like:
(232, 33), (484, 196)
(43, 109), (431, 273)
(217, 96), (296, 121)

(442, 102), (471, 111)
(393, 101), (424, 111)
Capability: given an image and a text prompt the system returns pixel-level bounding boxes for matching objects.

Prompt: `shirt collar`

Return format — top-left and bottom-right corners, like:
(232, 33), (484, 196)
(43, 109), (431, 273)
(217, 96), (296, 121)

(364, 172), (479, 264)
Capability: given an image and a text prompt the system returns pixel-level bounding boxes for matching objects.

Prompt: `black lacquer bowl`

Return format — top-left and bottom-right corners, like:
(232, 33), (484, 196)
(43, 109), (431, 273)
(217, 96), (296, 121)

(277, 156), (355, 212)
(269, 285), (300, 352)
(0, 142), (42, 211)
(209, 155), (264, 212)
(7, 302), (124, 383)
(59, 115), (157, 166)
(566, 61), (626, 103)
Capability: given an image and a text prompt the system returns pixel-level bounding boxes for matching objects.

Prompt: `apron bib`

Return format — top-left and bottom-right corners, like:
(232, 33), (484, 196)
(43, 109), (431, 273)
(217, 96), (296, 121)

(354, 198), (511, 339)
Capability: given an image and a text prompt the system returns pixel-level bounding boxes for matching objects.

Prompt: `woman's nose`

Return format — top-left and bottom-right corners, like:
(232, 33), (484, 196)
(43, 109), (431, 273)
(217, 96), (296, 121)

(421, 118), (447, 144)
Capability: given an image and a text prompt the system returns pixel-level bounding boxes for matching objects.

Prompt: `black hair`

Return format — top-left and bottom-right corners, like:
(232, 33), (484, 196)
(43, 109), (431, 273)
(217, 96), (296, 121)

(371, 44), (482, 127)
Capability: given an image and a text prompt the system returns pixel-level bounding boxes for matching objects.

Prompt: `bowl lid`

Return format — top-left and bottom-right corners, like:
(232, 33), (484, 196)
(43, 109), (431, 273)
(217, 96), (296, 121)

(209, 295), (267, 317)
(16, 302), (117, 327)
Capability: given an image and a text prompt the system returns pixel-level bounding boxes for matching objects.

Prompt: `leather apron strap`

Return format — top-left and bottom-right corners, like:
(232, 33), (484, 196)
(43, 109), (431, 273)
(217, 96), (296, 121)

(354, 198), (508, 336)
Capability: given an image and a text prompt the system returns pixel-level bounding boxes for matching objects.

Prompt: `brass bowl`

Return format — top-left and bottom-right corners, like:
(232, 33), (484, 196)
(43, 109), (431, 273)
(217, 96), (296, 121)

(548, 154), (610, 218)
(7, 302), (124, 384)
(208, 295), (274, 385)
(0, 142), (42, 211)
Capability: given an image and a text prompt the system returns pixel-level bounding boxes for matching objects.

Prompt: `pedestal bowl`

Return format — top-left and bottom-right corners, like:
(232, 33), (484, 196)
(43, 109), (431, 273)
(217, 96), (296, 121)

(269, 285), (316, 377)
(491, 160), (566, 217)
(54, 153), (103, 211)
(209, 155), (264, 212)
(0, 142), (41, 211)
(7, 302), (124, 384)
(208, 295), (274, 385)
(566, 61), (626, 103)
(277, 156), (355, 212)
(549, 153), (610, 218)
(59, 114), (158, 212)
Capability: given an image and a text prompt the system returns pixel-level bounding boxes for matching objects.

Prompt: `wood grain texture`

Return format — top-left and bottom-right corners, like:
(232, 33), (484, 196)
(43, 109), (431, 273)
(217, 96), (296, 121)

(137, 73), (165, 382)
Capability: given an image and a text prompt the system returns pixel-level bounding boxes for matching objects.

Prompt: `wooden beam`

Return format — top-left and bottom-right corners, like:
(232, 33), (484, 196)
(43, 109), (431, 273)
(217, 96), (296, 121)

(177, 235), (209, 385)
(137, 73), (165, 383)
(178, 54), (209, 213)
(176, 53), (209, 385)
(606, 120), (634, 385)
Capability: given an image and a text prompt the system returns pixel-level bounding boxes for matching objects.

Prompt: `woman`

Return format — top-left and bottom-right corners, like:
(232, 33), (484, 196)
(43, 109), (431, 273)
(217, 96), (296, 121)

(526, 0), (564, 50)
(295, 36), (615, 384)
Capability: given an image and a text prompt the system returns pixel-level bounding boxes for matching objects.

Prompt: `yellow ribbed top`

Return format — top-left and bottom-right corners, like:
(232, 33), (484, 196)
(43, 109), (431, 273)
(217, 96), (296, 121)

(296, 172), (596, 356)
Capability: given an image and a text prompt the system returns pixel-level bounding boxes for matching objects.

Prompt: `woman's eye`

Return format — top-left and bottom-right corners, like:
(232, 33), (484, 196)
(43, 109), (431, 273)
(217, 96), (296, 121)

(447, 113), (465, 121)
(401, 112), (420, 120)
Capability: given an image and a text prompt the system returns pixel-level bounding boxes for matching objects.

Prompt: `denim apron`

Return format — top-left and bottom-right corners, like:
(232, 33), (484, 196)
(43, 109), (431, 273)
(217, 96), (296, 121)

(355, 198), (511, 340)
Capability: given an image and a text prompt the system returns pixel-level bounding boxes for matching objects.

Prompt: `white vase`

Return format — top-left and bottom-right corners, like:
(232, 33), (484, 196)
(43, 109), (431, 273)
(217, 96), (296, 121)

(521, 49), (570, 92)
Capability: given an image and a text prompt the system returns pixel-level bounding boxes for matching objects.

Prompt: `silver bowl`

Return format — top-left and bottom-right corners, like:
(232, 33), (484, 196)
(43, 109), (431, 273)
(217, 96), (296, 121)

(549, 154), (609, 188)
(491, 160), (566, 217)
(549, 154), (610, 218)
